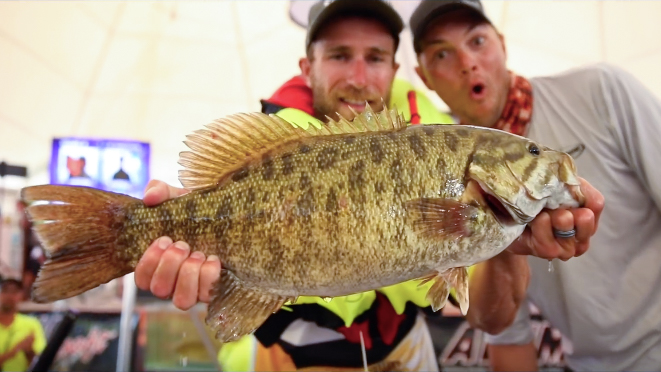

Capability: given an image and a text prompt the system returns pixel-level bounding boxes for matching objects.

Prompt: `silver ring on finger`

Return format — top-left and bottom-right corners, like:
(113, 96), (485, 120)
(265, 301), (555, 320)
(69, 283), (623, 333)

(553, 228), (576, 238)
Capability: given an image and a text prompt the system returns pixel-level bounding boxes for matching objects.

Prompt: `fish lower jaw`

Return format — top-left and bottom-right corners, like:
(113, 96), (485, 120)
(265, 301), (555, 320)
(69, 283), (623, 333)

(544, 187), (583, 210)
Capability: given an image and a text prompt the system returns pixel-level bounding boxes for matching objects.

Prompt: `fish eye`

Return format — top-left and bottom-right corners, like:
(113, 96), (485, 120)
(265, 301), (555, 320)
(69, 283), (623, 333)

(528, 144), (541, 156)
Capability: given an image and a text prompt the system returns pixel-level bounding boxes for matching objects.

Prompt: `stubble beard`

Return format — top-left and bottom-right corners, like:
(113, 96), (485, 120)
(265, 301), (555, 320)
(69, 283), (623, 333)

(310, 77), (390, 123)
(311, 83), (342, 123)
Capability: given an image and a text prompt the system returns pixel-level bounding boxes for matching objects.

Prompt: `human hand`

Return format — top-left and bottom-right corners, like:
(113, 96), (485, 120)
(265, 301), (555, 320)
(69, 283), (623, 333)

(13, 333), (35, 354)
(507, 177), (604, 261)
(142, 179), (189, 207)
(134, 180), (221, 310)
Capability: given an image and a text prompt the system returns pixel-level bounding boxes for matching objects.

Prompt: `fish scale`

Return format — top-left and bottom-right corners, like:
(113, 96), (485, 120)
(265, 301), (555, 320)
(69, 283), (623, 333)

(20, 105), (584, 342)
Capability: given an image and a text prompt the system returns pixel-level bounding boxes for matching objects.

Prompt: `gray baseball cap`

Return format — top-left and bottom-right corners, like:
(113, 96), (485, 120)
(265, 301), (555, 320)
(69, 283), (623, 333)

(306, 0), (404, 50)
(410, 0), (492, 53)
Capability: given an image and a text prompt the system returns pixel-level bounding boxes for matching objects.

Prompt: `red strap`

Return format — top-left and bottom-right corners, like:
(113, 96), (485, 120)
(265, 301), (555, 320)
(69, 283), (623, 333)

(407, 90), (421, 125)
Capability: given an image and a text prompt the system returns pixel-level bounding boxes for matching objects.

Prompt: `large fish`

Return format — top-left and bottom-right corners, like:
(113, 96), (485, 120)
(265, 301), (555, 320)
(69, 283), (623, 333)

(21, 106), (584, 342)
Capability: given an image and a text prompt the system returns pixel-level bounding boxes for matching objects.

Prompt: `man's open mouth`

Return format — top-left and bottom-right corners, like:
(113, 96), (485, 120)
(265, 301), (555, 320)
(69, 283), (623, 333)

(470, 84), (486, 99)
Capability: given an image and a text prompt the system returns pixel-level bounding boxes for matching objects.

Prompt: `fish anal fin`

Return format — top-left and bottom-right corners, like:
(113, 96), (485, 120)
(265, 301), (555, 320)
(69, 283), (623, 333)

(205, 270), (293, 343)
(441, 267), (470, 315)
(405, 198), (481, 239)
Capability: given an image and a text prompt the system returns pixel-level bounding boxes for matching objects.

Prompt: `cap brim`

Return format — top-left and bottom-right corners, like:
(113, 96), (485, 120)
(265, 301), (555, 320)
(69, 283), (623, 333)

(307, 1), (404, 48)
(411, 2), (491, 53)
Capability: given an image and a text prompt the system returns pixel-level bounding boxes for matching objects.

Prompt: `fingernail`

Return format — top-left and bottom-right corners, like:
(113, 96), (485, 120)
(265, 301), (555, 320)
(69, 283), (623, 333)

(207, 255), (219, 262)
(158, 237), (173, 249)
(190, 251), (205, 260)
(174, 241), (190, 251)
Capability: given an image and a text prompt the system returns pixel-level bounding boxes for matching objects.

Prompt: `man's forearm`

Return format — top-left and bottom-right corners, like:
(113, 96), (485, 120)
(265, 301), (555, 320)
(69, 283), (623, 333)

(465, 250), (530, 334)
(489, 343), (539, 372)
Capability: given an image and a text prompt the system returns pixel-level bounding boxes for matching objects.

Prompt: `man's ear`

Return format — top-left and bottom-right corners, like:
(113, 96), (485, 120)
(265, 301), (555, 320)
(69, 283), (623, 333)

(415, 64), (433, 91)
(498, 33), (507, 60)
(299, 57), (312, 86)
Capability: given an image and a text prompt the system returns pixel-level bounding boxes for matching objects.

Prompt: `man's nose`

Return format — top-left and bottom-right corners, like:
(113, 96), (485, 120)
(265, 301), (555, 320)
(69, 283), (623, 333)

(347, 59), (368, 88)
(458, 50), (477, 75)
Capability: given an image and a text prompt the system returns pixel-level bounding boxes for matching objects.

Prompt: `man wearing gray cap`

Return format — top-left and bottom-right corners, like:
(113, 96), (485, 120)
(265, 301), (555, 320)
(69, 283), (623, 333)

(409, 0), (661, 370)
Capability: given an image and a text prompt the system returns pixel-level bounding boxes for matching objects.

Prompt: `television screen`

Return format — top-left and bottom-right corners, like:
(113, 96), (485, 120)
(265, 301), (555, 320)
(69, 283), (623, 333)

(50, 138), (150, 198)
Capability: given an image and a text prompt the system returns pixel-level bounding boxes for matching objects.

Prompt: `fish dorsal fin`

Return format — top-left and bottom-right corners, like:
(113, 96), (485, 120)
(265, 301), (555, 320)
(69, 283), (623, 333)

(177, 104), (407, 191)
(325, 102), (407, 133)
(178, 111), (308, 191)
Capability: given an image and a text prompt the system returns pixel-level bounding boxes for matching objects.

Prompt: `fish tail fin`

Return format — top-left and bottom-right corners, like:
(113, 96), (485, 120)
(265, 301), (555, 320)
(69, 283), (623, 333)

(21, 185), (141, 303)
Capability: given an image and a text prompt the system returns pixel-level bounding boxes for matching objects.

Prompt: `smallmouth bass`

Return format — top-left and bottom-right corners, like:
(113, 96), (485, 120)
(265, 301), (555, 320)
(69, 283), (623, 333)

(21, 106), (584, 342)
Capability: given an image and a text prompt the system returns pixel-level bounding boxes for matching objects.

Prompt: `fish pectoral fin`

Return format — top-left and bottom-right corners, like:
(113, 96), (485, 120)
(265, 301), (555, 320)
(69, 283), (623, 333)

(441, 267), (470, 316)
(206, 270), (293, 343)
(405, 198), (480, 239)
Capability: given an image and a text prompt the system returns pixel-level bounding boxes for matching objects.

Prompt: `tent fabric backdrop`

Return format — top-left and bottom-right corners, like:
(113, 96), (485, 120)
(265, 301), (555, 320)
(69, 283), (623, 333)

(2, 0), (661, 191)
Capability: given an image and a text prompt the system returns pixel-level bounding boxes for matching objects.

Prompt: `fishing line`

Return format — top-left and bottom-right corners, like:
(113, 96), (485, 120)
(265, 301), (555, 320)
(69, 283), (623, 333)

(360, 331), (368, 372)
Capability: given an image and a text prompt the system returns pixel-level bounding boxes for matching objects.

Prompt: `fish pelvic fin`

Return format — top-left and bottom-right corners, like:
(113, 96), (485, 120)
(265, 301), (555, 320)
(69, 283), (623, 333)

(178, 104), (407, 192)
(206, 269), (294, 343)
(405, 198), (481, 239)
(424, 272), (450, 312)
(21, 185), (140, 303)
(442, 267), (470, 315)
(424, 267), (470, 315)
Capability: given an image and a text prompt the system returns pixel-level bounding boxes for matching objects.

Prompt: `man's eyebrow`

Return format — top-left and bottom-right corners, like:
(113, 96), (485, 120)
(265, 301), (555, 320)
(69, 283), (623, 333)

(367, 47), (391, 55)
(420, 22), (485, 50)
(324, 45), (392, 55)
(465, 22), (483, 35)
(421, 39), (448, 48)
(325, 45), (351, 53)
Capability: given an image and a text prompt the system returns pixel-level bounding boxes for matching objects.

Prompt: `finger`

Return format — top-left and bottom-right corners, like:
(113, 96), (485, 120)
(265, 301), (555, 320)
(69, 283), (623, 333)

(172, 251), (206, 310)
(528, 212), (563, 260)
(134, 237), (172, 290)
(548, 209), (576, 261)
(578, 178), (605, 233)
(150, 241), (191, 299)
(143, 181), (188, 207)
(549, 208), (575, 234)
(506, 227), (533, 256)
(198, 255), (222, 303)
(572, 208), (595, 257)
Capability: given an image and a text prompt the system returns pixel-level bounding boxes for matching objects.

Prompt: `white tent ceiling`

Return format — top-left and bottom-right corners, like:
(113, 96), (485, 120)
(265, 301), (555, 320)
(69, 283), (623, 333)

(1, 0), (660, 191)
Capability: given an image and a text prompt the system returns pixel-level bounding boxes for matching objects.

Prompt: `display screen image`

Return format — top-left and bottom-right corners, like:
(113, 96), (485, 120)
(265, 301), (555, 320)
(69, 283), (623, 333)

(50, 138), (150, 198)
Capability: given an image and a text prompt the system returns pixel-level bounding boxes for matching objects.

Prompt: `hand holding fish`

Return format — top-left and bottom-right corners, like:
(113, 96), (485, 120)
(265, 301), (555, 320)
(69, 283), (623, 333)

(134, 181), (220, 310)
(505, 177), (604, 261)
